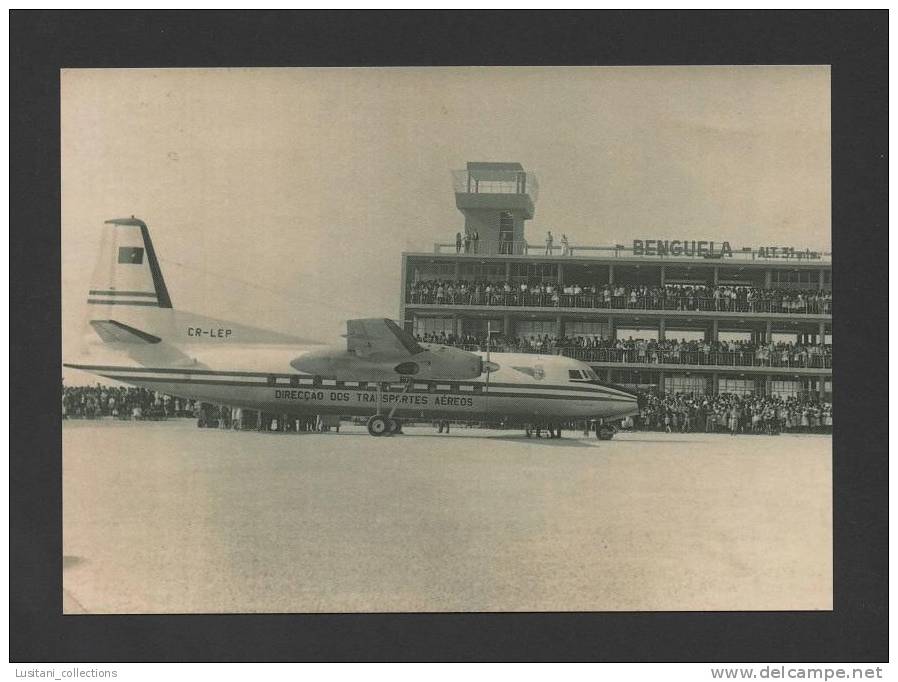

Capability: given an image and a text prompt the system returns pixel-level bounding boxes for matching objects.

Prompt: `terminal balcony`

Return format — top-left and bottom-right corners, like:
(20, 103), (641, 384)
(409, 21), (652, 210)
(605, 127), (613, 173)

(405, 291), (832, 317)
(438, 344), (832, 374)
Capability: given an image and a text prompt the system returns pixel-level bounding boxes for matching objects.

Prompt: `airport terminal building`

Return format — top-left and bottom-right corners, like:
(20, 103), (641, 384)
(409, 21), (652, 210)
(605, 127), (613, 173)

(399, 162), (832, 400)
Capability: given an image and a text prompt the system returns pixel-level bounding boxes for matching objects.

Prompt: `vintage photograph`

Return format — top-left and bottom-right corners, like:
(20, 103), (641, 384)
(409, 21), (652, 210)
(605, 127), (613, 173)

(61, 66), (832, 614)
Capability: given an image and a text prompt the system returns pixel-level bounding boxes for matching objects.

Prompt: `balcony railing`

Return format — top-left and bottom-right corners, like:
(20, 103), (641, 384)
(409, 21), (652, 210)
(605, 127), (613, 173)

(436, 344), (832, 370)
(406, 291), (833, 316)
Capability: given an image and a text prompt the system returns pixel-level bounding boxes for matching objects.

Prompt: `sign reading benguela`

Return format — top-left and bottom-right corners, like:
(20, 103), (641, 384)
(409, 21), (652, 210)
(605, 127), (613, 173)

(632, 240), (822, 260)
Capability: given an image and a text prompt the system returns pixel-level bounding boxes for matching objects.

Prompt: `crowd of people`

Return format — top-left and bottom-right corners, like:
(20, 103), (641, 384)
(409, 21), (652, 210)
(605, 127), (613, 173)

(61, 383), (337, 432)
(62, 384), (197, 419)
(407, 280), (832, 315)
(62, 384), (831, 436)
(415, 332), (832, 369)
(632, 392), (832, 434)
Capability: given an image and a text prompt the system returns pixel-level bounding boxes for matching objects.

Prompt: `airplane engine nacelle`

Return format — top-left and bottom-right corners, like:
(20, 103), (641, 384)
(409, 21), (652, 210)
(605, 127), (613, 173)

(290, 344), (486, 382)
(412, 345), (484, 380)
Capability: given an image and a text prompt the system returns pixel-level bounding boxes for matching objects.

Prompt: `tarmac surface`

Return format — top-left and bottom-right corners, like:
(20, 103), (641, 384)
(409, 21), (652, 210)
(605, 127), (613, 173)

(63, 419), (832, 613)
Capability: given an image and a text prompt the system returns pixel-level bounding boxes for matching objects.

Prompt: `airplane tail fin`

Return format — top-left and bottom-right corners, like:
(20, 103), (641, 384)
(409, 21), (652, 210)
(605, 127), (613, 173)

(87, 216), (172, 309)
(79, 216), (321, 358)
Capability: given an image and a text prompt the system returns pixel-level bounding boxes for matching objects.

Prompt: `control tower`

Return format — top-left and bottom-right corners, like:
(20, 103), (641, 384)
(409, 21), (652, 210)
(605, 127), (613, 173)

(452, 161), (538, 255)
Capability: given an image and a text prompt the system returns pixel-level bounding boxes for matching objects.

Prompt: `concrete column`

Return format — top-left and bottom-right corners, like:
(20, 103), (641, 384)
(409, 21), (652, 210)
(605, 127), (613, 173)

(818, 321), (826, 343)
(454, 261), (460, 279)
(712, 372), (719, 396)
(608, 265), (615, 285)
(557, 263), (564, 285)
(819, 377), (827, 400)
(556, 315), (563, 337)
(659, 371), (667, 395)
(711, 319), (719, 342)
(819, 269), (825, 290)
(454, 316), (462, 337)
(503, 314), (511, 336)
(505, 261), (511, 280)
(765, 269), (772, 288)
(608, 316), (616, 341)
(713, 266), (719, 285)
(658, 318), (666, 341)
(765, 320), (772, 343)
(659, 265), (666, 286)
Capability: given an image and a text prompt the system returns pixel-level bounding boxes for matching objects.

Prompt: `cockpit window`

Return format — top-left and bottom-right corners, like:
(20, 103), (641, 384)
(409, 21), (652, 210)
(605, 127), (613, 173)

(568, 370), (584, 380)
(584, 368), (599, 380)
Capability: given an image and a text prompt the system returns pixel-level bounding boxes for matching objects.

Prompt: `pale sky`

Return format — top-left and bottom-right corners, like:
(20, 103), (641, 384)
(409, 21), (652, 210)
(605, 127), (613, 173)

(62, 66), (830, 370)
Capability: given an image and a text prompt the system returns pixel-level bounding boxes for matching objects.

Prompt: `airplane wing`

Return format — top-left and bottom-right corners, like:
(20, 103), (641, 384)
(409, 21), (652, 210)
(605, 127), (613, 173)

(345, 318), (424, 359)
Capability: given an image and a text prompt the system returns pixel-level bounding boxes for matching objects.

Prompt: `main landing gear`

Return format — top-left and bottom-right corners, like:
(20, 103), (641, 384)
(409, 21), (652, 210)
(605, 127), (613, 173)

(366, 414), (402, 437)
(366, 380), (406, 437)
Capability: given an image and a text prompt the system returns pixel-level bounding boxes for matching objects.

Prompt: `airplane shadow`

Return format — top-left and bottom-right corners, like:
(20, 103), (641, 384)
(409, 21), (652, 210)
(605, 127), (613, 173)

(616, 436), (719, 444)
(345, 431), (596, 447)
(479, 435), (595, 448)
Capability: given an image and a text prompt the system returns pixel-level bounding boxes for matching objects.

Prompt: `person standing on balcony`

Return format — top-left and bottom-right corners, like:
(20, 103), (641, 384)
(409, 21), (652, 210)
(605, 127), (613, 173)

(545, 231), (554, 255)
(472, 230), (480, 254)
(455, 232), (462, 254)
(464, 232), (471, 254)
(561, 234), (569, 256)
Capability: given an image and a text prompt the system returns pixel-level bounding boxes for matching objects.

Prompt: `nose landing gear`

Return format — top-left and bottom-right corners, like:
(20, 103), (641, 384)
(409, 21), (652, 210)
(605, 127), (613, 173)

(596, 423), (617, 440)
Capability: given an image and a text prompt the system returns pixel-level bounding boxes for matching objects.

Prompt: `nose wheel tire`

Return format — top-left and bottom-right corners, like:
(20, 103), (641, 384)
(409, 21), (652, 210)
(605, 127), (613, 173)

(597, 425), (616, 440)
(367, 414), (389, 437)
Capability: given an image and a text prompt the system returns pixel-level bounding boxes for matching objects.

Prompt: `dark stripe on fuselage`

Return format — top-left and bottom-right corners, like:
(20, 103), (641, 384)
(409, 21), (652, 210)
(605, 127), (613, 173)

(66, 363), (634, 399)
(97, 374), (636, 402)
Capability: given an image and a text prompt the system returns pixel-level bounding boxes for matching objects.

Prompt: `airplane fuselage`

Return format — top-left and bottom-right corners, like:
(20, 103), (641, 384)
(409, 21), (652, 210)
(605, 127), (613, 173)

(69, 345), (639, 425)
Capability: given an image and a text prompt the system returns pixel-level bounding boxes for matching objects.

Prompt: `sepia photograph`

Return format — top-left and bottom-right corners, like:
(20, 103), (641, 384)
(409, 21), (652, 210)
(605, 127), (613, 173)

(58, 65), (834, 615)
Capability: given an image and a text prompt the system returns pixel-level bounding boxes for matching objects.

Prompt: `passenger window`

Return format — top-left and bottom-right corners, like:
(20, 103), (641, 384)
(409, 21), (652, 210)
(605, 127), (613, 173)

(568, 370), (583, 380)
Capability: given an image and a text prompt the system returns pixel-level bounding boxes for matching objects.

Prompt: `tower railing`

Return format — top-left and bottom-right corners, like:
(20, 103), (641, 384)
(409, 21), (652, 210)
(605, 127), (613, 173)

(451, 170), (539, 202)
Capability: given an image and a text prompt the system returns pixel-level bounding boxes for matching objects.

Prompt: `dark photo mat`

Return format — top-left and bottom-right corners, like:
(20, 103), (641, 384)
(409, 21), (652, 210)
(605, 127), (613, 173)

(10, 10), (887, 662)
